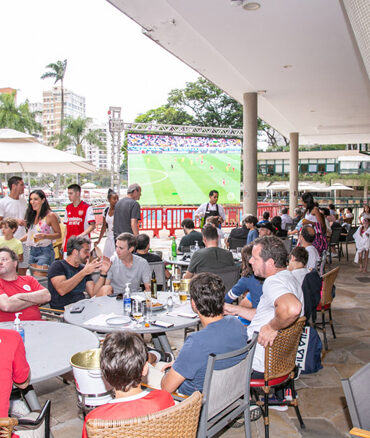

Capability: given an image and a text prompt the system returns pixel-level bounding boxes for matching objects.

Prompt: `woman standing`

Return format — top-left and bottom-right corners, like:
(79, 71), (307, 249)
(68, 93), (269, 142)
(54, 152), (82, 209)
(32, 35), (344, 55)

(25, 190), (61, 266)
(359, 204), (370, 224)
(95, 189), (118, 258)
(301, 192), (327, 255)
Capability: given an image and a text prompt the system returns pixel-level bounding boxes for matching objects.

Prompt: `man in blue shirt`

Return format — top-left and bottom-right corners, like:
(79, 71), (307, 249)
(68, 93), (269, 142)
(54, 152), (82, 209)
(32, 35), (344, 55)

(161, 272), (248, 395)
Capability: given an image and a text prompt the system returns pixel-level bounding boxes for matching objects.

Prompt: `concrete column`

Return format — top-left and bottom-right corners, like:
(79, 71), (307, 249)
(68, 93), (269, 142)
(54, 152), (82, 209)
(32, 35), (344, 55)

(242, 92), (258, 216)
(364, 180), (368, 202)
(289, 132), (299, 213)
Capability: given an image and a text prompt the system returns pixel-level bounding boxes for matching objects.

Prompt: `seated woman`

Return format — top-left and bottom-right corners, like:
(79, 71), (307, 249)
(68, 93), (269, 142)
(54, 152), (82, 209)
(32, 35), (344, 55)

(25, 190), (61, 266)
(224, 244), (263, 325)
(271, 216), (287, 238)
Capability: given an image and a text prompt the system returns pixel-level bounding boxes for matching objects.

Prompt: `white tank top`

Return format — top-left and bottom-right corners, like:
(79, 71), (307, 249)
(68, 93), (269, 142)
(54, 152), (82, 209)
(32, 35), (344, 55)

(305, 211), (317, 223)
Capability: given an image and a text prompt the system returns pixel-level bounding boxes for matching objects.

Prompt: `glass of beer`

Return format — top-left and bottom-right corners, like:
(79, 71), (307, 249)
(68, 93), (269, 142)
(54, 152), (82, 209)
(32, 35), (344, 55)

(179, 290), (188, 304)
(132, 299), (143, 327)
(173, 279), (181, 293)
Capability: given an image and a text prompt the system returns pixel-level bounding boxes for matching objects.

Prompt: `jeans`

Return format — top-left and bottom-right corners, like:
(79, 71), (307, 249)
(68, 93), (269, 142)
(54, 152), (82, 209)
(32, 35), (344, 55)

(29, 245), (55, 266)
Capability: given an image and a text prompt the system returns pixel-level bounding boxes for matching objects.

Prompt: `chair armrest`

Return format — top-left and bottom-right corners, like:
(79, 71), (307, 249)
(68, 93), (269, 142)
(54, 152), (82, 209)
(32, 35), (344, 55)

(350, 428), (370, 438)
(18, 400), (51, 427)
(39, 307), (64, 314)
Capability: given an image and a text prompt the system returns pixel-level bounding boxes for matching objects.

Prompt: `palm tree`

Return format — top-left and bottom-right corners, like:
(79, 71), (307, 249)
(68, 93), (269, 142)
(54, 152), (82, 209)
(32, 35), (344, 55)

(41, 59), (67, 134)
(0, 91), (41, 134)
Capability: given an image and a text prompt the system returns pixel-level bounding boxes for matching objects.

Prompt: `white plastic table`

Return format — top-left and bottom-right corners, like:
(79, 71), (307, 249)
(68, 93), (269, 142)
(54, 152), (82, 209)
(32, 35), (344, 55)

(64, 293), (200, 353)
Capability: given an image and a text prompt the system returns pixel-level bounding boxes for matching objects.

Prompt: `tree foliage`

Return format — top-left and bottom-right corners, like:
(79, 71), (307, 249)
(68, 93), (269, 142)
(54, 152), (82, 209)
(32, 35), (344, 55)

(50, 117), (104, 158)
(135, 77), (287, 147)
(0, 91), (42, 134)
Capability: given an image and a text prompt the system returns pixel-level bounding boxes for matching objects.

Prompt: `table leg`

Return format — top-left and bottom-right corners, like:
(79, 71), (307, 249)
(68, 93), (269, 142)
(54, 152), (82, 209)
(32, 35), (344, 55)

(153, 332), (172, 354)
(23, 386), (41, 410)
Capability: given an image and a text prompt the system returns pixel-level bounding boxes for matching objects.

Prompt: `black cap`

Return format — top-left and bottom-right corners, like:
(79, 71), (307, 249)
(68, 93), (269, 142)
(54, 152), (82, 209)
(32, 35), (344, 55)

(257, 222), (275, 233)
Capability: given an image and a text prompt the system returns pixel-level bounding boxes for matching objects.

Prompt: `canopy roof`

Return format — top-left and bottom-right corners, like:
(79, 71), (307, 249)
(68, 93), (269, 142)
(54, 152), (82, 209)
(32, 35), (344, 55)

(108, 0), (370, 145)
(0, 129), (96, 174)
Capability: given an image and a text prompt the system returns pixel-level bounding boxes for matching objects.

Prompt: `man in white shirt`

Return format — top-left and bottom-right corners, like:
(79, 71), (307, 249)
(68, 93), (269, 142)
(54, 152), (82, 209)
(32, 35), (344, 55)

(194, 190), (226, 225)
(299, 225), (320, 270)
(0, 176), (28, 275)
(224, 236), (303, 377)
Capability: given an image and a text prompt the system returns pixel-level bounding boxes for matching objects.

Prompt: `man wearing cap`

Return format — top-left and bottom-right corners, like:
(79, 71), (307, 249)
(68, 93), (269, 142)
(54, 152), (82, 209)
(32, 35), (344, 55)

(113, 183), (142, 238)
(257, 222), (275, 237)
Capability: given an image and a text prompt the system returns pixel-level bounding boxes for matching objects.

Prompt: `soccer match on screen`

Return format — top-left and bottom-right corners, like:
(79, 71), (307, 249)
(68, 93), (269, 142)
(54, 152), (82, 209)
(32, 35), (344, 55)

(127, 133), (242, 206)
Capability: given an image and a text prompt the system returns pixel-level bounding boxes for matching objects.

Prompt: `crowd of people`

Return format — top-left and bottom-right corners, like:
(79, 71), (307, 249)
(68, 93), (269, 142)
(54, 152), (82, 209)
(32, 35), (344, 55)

(127, 133), (241, 154)
(0, 174), (368, 436)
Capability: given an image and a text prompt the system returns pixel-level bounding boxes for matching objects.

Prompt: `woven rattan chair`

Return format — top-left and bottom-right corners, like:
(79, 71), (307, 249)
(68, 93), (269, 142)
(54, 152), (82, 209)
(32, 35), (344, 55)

(250, 317), (306, 438)
(197, 332), (258, 438)
(85, 391), (202, 438)
(313, 266), (340, 350)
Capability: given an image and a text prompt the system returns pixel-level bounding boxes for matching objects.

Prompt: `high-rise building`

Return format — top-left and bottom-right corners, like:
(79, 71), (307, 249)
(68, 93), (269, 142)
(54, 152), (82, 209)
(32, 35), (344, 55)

(28, 102), (43, 142)
(42, 86), (85, 144)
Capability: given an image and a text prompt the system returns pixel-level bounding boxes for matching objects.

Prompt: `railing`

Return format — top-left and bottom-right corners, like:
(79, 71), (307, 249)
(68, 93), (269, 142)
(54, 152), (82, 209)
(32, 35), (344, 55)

(54, 202), (364, 238)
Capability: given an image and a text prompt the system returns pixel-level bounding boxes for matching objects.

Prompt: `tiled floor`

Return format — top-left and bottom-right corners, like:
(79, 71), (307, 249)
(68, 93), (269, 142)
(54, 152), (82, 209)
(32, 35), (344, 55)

(33, 235), (368, 437)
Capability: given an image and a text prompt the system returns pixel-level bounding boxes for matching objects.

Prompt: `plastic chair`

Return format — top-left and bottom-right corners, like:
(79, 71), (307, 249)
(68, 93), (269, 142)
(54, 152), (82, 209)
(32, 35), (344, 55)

(149, 261), (166, 288)
(313, 266), (340, 350)
(341, 362), (370, 437)
(228, 237), (246, 250)
(250, 317), (306, 438)
(29, 264), (49, 288)
(0, 400), (51, 438)
(197, 332), (258, 438)
(85, 391), (202, 438)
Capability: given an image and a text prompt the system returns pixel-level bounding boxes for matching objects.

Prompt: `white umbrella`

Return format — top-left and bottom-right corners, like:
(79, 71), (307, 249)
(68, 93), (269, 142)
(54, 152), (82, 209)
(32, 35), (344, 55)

(327, 182), (354, 204)
(0, 129), (96, 174)
(81, 182), (97, 189)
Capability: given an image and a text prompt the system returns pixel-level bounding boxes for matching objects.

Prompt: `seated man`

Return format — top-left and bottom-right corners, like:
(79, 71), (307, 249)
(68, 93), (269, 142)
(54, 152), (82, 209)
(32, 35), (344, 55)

(96, 233), (151, 294)
(135, 234), (171, 281)
(224, 236), (303, 409)
(0, 329), (30, 417)
(256, 222), (274, 237)
(48, 236), (106, 310)
(184, 225), (234, 279)
(159, 272), (248, 395)
(82, 332), (174, 438)
(178, 219), (204, 252)
(257, 211), (270, 225)
(298, 225), (320, 270)
(0, 248), (50, 322)
(280, 208), (293, 231)
(227, 215), (249, 243)
(287, 246), (309, 286)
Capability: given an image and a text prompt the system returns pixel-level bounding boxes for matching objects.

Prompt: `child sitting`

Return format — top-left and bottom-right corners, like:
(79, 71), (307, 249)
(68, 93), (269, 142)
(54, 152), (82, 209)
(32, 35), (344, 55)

(82, 332), (174, 438)
(0, 218), (23, 263)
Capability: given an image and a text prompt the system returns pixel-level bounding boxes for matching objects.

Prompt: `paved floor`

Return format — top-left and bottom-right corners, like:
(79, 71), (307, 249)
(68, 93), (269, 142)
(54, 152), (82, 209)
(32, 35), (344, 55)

(33, 235), (368, 437)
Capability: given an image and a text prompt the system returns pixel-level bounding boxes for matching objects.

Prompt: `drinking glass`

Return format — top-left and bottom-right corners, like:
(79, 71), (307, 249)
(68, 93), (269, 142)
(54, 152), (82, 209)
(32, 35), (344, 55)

(173, 279), (181, 293)
(179, 290), (188, 304)
(144, 293), (152, 323)
(132, 300), (143, 327)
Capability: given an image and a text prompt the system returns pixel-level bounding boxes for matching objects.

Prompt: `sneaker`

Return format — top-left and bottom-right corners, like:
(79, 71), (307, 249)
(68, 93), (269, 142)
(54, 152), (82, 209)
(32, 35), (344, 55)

(9, 399), (31, 418)
(267, 395), (288, 411)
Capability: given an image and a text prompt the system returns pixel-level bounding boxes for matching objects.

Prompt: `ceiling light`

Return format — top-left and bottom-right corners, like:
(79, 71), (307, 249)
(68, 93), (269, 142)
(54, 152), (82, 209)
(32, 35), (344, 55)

(243, 2), (261, 10)
(257, 90), (267, 95)
(283, 65), (293, 69)
(230, 0), (243, 5)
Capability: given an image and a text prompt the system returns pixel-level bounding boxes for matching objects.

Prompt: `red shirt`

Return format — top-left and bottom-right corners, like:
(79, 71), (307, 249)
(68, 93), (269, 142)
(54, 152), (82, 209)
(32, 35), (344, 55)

(0, 276), (43, 322)
(0, 329), (30, 417)
(82, 390), (174, 438)
(63, 201), (95, 251)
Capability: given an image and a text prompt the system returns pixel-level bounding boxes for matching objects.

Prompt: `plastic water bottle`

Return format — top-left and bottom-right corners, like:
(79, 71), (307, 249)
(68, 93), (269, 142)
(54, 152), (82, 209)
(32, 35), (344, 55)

(167, 294), (174, 312)
(123, 283), (132, 316)
(14, 312), (25, 343)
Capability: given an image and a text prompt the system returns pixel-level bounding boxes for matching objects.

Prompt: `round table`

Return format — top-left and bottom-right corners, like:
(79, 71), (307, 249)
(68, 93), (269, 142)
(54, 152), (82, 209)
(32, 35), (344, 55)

(64, 294), (199, 353)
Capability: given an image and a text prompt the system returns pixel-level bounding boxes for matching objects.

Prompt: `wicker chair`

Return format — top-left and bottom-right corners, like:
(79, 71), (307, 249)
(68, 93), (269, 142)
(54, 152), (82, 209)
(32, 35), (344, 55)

(250, 317), (306, 438)
(313, 266), (340, 350)
(85, 391), (202, 438)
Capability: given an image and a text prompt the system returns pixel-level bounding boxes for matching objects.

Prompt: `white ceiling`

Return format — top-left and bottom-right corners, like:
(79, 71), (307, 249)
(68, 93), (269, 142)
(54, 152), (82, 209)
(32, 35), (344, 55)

(107, 0), (370, 144)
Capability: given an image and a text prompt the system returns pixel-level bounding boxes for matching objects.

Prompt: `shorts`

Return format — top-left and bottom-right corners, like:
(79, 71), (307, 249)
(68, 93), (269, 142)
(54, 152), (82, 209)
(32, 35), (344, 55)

(18, 243), (30, 269)
(29, 245), (55, 266)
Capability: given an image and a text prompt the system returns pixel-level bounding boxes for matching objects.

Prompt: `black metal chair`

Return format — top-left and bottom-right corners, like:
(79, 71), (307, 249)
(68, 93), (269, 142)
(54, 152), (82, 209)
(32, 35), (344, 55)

(328, 228), (342, 264)
(228, 237), (247, 250)
(341, 226), (357, 261)
(197, 333), (258, 438)
(198, 265), (241, 293)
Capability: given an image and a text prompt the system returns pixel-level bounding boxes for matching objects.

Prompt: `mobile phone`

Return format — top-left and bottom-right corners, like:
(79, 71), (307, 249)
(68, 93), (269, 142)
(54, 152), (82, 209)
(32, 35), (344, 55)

(71, 305), (85, 313)
(152, 321), (174, 328)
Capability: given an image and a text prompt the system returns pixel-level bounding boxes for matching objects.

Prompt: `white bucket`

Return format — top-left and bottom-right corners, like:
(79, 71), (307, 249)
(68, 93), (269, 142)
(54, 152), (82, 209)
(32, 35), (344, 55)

(70, 348), (113, 407)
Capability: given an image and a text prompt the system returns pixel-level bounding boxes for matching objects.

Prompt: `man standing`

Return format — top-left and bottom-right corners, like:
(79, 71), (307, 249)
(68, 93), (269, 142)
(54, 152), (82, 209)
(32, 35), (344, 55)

(0, 248), (50, 322)
(63, 184), (95, 253)
(48, 236), (106, 310)
(0, 176), (28, 275)
(298, 225), (320, 270)
(195, 190), (226, 226)
(95, 233), (151, 295)
(224, 236), (303, 379)
(184, 225), (234, 279)
(159, 272), (248, 395)
(114, 183), (142, 238)
(178, 219), (204, 252)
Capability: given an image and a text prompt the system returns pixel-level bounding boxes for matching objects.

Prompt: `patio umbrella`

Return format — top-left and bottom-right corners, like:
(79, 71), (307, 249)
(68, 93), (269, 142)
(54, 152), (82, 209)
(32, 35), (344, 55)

(0, 129), (96, 174)
(327, 183), (354, 204)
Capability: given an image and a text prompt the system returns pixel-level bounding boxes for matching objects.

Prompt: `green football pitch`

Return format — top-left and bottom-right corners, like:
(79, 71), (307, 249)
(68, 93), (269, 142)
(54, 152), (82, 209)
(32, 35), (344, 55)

(128, 153), (241, 205)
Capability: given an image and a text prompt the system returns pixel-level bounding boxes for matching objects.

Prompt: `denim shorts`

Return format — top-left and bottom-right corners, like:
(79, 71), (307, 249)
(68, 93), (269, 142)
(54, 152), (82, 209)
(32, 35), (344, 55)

(29, 245), (55, 266)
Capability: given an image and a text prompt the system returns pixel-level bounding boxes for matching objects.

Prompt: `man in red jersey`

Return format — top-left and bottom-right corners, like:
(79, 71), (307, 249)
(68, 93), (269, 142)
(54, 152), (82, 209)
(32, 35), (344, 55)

(63, 184), (95, 253)
(0, 248), (50, 322)
(82, 332), (174, 438)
